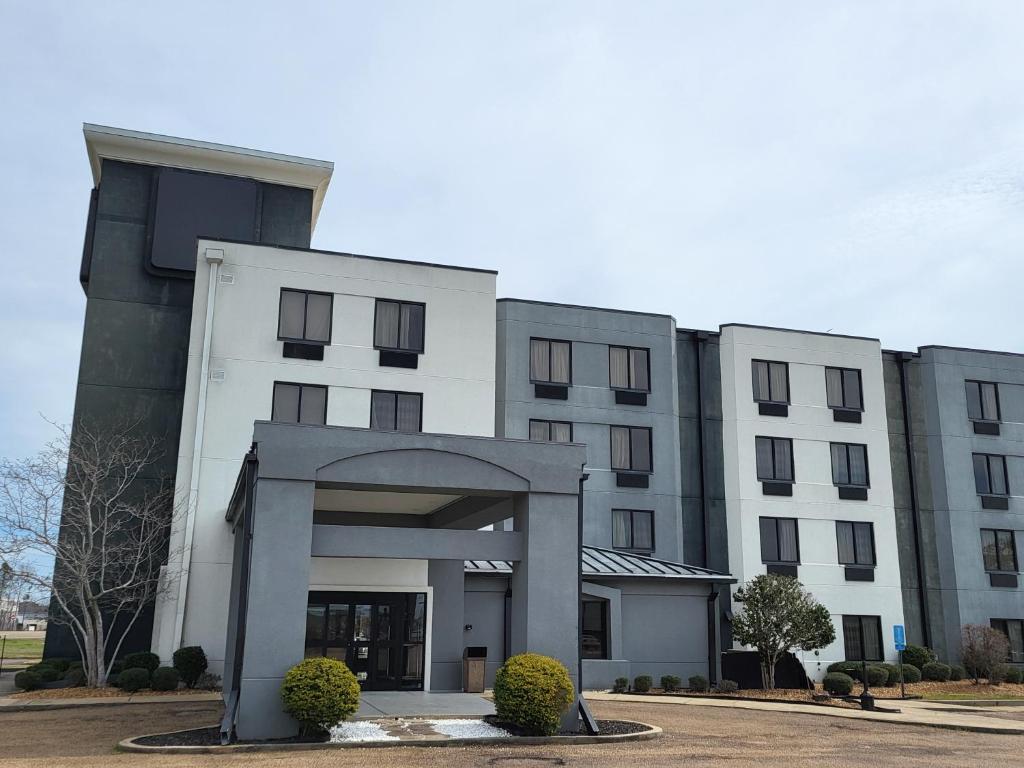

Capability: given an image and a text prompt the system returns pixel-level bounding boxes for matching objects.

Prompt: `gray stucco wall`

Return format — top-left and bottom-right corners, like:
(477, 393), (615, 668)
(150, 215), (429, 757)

(46, 160), (315, 660)
(463, 575), (509, 686)
(495, 300), (684, 561)
(886, 347), (1024, 663)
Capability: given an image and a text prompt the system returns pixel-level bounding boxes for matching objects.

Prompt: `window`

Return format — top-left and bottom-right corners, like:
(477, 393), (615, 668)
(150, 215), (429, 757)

(755, 437), (794, 482)
(991, 619), (1024, 663)
(374, 299), (425, 353)
(530, 338), (571, 385)
(973, 453), (1009, 496)
(843, 615), (883, 661)
(272, 382), (327, 425)
(831, 443), (869, 487)
(529, 419), (572, 443)
(759, 517), (799, 563)
(751, 360), (789, 403)
(609, 346), (650, 392)
(612, 509), (654, 553)
(825, 367), (863, 411)
(581, 600), (609, 659)
(982, 529), (1017, 573)
(278, 289), (333, 343)
(370, 391), (422, 432)
(610, 426), (652, 472)
(837, 521), (876, 566)
(966, 380), (1000, 422)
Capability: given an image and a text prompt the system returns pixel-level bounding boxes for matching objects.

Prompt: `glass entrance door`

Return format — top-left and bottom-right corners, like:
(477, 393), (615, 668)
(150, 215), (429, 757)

(305, 591), (426, 691)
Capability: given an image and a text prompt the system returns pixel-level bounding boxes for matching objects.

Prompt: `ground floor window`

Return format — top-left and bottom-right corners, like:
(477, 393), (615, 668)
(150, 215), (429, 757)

(305, 591), (427, 690)
(581, 599), (609, 659)
(842, 615), (883, 661)
(991, 619), (1024, 663)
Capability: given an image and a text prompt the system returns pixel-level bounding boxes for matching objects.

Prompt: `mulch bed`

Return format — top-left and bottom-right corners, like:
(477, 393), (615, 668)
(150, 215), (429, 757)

(485, 716), (649, 737)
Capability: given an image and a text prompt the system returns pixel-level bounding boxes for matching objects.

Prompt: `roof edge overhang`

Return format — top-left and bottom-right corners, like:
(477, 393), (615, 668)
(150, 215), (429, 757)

(82, 123), (334, 233)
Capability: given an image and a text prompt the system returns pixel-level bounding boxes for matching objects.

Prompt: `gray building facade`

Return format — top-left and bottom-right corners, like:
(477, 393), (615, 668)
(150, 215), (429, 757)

(886, 346), (1024, 664)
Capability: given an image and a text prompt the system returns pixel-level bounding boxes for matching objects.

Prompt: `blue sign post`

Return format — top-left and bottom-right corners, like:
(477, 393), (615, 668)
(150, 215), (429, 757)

(894, 624), (907, 699)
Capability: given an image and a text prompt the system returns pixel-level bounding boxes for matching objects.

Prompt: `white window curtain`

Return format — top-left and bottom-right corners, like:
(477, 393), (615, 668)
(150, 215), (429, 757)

(298, 386), (326, 425)
(396, 393), (421, 432)
(304, 293), (332, 342)
(612, 509), (630, 548)
(370, 391), (396, 430)
(981, 529), (999, 571)
(630, 348), (649, 391)
(831, 443), (849, 485)
(375, 301), (400, 348)
(768, 362), (788, 402)
(848, 445), (868, 486)
(777, 519), (798, 562)
(773, 438), (792, 481)
(530, 339), (549, 382)
(550, 341), (571, 384)
(632, 511), (653, 551)
(854, 522), (874, 564)
(529, 420), (549, 441)
(279, 290), (306, 339)
(398, 303), (424, 351)
(990, 456), (1008, 495)
(981, 382), (999, 420)
(609, 347), (629, 389)
(752, 361), (770, 401)
(826, 367), (844, 408)
(997, 530), (1016, 571)
(837, 522), (856, 564)
(610, 426), (630, 470)
(551, 422), (571, 443)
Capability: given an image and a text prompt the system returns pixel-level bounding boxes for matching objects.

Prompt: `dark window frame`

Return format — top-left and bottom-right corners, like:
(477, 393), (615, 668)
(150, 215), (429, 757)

(973, 453), (1010, 497)
(751, 359), (790, 404)
(991, 619), (1024, 663)
(966, 380), (1001, 423)
(981, 529), (1018, 574)
(277, 288), (334, 344)
(843, 615), (884, 661)
(755, 436), (795, 483)
(836, 520), (876, 566)
(612, 509), (655, 554)
(373, 298), (426, 354)
(825, 366), (864, 412)
(608, 345), (652, 393)
(369, 390), (424, 433)
(759, 516), (800, 564)
(830, 442), (871, 488)
(529, 337), (573, 385)
(610, 425), (654, 473)
(528, 418), (573, 443)
(271, 381), (328, 425)
(581, 599), (610, 660)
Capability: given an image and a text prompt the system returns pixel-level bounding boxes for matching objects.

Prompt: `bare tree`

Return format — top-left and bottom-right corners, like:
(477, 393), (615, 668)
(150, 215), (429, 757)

(961, 624), (1011, 684)
(0, 421), (175, 687)
(0, 561), (42, 630)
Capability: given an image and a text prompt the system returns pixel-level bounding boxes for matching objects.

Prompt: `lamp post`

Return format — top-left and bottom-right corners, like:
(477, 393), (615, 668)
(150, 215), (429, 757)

(859, 660), (875, 711)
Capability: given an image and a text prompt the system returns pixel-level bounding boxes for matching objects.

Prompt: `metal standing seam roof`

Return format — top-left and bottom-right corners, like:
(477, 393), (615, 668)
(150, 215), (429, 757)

(465, 545), (735, 583)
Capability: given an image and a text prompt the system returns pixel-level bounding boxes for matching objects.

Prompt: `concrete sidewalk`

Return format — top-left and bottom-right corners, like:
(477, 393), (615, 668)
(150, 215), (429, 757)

(0, 691), (221, 711)
(585, 692), (1024, 735)
(356, 691), (494, 719)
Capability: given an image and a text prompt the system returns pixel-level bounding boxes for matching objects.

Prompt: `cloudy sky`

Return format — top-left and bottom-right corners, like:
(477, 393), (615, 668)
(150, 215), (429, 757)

(1, 1), (1023, 460)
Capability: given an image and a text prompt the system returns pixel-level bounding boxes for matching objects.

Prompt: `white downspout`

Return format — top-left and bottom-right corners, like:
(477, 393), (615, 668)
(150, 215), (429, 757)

(172, 247), (224, 650)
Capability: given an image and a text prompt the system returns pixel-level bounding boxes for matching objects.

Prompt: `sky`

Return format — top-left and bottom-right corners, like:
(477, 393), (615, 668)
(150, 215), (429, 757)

(1, 0), (1023, 461)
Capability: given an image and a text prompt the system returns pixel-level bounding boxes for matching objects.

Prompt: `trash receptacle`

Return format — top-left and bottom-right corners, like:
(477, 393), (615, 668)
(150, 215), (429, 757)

(463, 646), (487, 693)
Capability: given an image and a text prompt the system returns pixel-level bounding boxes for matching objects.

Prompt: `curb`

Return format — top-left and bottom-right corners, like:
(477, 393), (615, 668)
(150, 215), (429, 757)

(0, 693), (221, 713)
(117, 721), (662, 753)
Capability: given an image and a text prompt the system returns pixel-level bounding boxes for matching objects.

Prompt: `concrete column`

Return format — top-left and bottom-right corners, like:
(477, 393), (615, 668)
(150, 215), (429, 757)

(427, 560), (465, 691)
(510, 492), (580, 731)
(235, 478), (315, 740)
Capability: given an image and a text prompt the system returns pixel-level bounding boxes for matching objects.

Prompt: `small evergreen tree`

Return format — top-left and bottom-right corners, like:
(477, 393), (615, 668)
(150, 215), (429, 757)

(731, 574), (836, 689)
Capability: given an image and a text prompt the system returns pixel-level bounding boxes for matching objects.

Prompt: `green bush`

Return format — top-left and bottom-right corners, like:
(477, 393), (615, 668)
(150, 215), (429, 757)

(1004, 667), (1023, 684)
(30, 664), (61, 683)
(631, 675), (652, 693)
(281, 657), (362, 737)
(195, 672), (221, 691)
(14, 671), (41, 691)
(493, 653), (574, 736)
(123, 652), (161, 673)
(109, 660), (124, 676)
(823, 672), (854, 696)
(118, 667), (151, 693)
(151, 667), (180, 691)
(901, 663), (921, 683)
(63, 667), (87, 687)
(949, 664), (966, 681)
(108, 673), (121, 688)
(42, 658), (71, 673)
(922, 662), (951, 682)
(612, 677), (628, 693)
(172, 646), (208, 688)
(688, 675), (710, 693)
(660, 675), (682, 693)
(717, 679), (739, 693)
(864, 665), (889, 687)
(875, 663), (900, 686)
(902, 645), (935, 671)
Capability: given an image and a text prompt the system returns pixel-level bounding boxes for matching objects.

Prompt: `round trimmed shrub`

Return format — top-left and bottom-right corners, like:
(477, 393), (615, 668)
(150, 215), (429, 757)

(493, 653), (574, 736)
(865, 665), (889, 687)
(109, 660), (124, 675)
(43, 658), (71, 673)
(63, 667), (87, 687)
(717, 679), (739, 693)
(30, 664), (61, 683)
(118, 667), (151, 693)
(902, 645), (935, 671)
(107, 673), (121, 688)
(612, 677), (628, 693)
(633, 675), (653, 693)
(901, 663), (921, 683)
(281, 657), (361, 737)
(123, 652), (160, 674)
(172, 646), (208, 688)
(823, 672), (854, 696)
(151, 666), (180, 691)
(949, 664), (966, 681)
(922, 662), (951, 682)
(1004, 666), (1023, 684)
(688, 674), (710, 693)
(875, 663), (900, 686)
(14, 671), (41, 691)
(661, 675), (682, 693)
